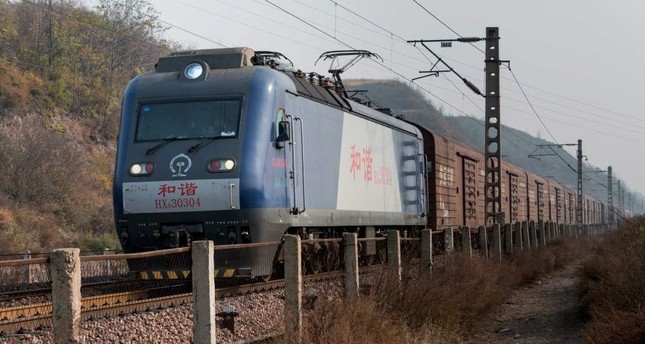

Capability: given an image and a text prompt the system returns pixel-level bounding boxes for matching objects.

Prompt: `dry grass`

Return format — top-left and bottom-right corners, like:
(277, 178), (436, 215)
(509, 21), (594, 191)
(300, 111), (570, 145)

(0, 114), (117, 254)
(579, 219), (645, 344)
(297, 236), (590, 343)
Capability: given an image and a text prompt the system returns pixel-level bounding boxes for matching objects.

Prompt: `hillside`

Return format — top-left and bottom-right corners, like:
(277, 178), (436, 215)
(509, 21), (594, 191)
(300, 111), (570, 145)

(0, 0), (173, 254)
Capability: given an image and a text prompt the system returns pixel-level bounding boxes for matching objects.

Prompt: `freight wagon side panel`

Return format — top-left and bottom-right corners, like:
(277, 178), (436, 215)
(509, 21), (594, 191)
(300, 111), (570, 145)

(454, 144), (483, 228)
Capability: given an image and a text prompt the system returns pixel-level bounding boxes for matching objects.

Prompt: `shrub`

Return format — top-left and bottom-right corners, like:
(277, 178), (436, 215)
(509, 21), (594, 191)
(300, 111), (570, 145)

(0, 115), (86, 207)
(298, 237), (589, 343)
(0, 114), (117, 254)
(579, 219), (645, 344)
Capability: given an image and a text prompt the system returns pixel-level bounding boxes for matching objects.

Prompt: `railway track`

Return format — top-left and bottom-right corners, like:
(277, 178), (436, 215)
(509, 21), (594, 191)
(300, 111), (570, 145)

(0, 265), (384, 335)
(0, 276), (149, 303)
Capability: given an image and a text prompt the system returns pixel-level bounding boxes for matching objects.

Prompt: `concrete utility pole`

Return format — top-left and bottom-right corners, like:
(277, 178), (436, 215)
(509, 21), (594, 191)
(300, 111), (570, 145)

(407, 31), (497, 222)
(484, 27), (503, 224)
(607, 166), (614, 224)
(618, 180), (625, 213)
(576, 139), (583, 225)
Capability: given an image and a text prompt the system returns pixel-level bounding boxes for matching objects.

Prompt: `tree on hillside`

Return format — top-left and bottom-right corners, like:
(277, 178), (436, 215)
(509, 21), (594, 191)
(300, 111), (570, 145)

(0, 0), (173, 138)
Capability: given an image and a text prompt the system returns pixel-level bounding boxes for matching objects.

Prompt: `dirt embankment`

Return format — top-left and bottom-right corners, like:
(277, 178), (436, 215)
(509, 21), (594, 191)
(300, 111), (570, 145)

(468, 264), (584, 344)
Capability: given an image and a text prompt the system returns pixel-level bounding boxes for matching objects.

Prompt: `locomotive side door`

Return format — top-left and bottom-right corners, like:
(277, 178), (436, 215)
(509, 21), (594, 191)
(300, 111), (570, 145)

(285, 95), (306, 214)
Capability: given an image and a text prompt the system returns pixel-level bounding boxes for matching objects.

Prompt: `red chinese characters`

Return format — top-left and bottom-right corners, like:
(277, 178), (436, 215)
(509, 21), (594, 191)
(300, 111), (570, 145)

(361, 147), (373, 182)
(179, 182), (197, 196)
(349, 145), (392, 185)
(350, 145), (362, 180)
(157, 183), (199, 197)
(157, 184), (176, 197)
(155, 182), (202, 210)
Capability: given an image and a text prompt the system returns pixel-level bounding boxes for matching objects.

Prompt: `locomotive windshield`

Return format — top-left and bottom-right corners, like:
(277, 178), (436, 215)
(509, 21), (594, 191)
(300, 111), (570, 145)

(135, 99), (241, 141)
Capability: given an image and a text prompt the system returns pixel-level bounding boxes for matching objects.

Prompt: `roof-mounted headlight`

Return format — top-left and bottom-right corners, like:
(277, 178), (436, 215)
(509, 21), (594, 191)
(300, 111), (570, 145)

(184, 62), (204, 79)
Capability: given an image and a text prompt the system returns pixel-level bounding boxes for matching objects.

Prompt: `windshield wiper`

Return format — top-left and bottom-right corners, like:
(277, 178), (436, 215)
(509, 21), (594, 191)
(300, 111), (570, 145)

(187, 136), (225, 154)
(188, 135), (231, 154)
(146, 136), (187, 155)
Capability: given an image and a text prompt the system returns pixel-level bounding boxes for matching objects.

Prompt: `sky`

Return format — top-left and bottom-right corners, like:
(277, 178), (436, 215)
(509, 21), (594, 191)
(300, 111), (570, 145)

(95, 0), (645, 201)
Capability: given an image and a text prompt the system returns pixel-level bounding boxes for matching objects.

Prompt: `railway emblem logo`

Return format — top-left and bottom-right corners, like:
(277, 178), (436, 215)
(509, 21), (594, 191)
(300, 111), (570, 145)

(170, 153), (192, 177)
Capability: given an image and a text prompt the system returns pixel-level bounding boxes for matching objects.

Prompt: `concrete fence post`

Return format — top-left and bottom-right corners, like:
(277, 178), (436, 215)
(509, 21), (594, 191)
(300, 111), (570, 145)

(545, 222), (550, 239)
(478, 226), (488, 258)
(420, 229), (433, 271)
(22, 250), (33, 284)
(387, 230), (401, 282)
(538, 220), (546, 247)
(522, 221), (531, 250)
(530, 221), (538, 248)
(51, 248), (81, 344)
(546, 221), (551, 243)
(513, 222), (523, 251)
(461, 226), (472, 257)
(343, 233), (359, 300)
(284, 235), (302, 343)
(102, 248), (112, 277)
(192, 241), (216, 344)
(492, 224), (502, 260)
(504, 223), (513, 255)
(443, 227), (454, 255)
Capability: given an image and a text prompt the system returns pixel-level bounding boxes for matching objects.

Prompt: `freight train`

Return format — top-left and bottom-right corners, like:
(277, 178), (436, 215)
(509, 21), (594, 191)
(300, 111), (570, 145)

(113, 47), (606, 279)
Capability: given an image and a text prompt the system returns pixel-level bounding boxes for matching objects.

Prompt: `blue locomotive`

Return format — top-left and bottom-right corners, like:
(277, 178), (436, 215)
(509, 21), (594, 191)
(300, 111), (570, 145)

(113, 48), (427, 279)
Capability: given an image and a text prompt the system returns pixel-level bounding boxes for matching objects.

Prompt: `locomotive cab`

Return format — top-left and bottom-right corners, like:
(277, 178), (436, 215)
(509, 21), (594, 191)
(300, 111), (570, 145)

(114, 48), (296, 278)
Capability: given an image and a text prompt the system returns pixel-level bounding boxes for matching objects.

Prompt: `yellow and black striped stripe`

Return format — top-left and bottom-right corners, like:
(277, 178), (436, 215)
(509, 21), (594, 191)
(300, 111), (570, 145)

(137, 268), (237, 280)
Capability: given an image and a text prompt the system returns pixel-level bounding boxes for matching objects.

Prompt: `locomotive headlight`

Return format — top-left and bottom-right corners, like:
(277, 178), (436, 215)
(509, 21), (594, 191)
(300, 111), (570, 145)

(184, 63), (203, 79)
(207, 159), (235, 172)
(130, 164), (142, 175)
(129, 162), (154, 176)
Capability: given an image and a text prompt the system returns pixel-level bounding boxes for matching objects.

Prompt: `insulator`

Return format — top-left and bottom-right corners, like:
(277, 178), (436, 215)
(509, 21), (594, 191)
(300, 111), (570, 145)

(458, 37), (482, 43)
(462, 78), (483, 96)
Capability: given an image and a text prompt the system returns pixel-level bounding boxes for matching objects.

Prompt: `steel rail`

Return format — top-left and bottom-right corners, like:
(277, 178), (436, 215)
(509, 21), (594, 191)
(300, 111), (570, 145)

(0, 264), (385, 335)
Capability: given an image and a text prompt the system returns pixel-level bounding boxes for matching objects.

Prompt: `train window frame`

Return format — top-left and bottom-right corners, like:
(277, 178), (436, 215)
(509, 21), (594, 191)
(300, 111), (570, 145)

(134, 97), (242, 142)
(274, 108), (289, 148)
